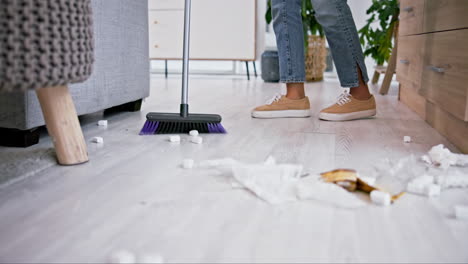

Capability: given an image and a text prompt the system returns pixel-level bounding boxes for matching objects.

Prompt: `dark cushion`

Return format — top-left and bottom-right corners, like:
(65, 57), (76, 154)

(0, 0), (94, 92)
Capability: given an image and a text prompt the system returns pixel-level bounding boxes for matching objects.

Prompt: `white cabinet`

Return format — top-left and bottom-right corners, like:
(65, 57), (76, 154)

(148, 0), (257, 61)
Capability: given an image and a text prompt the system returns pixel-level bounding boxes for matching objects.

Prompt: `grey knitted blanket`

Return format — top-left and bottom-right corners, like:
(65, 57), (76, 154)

(0, 0), (94, 92)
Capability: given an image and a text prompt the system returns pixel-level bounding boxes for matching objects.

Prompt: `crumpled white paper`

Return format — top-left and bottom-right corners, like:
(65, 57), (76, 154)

(423, 144), (468, 169)
(199, 157), (366, 208)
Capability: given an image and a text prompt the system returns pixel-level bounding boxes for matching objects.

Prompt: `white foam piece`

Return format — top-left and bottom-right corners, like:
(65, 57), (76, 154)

(91, 137), (104, 144)
(360, 176), (376, 186)
(108, 250), (136, 264)
(425, 184), (441, 197)
(370, 190), (391, 206)
(190, 136), (203, 144)
(182, 159), (194, 169)
(189, 130), (199, 137)
(404, 136), (412, 143)
(98, 120), (108, 126)
(168, 135), (180, 143)
(455, 205), (468, 220)
(138, 254), (164, 264)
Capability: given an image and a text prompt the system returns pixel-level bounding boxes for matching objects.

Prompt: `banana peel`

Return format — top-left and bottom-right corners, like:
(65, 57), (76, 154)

(320, 169), (405, 203)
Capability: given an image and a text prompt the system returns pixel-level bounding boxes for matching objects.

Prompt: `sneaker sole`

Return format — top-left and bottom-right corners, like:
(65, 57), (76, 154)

(319, 109), (377, 121)
(252, 109), (311, 119)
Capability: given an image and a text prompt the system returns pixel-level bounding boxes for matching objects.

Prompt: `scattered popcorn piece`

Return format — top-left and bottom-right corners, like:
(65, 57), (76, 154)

(108, 250), (136, 264)
(169, 135), (181, 143)
(189, 130), (199, 137)
(455, 205), (468, 220)
(182, 159), (195, 169)
(190, 136), (203, 144)
(138, 254), (164, 264)
(370, 190), (391, 206)
(98, 120), (108, 126)
(403, 136), (412, 143)
(92, 137), (104, 144)
(425, 184), (441, 197)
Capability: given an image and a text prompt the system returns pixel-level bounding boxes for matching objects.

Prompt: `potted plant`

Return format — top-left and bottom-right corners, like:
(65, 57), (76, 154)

(359, 0), (400, 77)
(264, 0), (327, 82)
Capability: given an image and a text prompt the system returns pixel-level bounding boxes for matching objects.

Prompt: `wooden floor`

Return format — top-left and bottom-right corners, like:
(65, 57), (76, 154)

(0, 75), (467, 263)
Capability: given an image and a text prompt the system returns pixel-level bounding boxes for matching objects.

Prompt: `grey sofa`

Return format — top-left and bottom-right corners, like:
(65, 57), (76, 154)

(0, 0), (150, 147)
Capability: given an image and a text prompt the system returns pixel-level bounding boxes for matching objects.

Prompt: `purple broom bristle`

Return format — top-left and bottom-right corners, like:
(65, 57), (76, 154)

(208, 123), (227, 134)
(139, 121), (160, 135)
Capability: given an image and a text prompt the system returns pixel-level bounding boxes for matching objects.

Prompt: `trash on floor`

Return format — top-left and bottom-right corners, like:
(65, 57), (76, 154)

(92, 137), (104, 144)
(189, 130), (199, 137)
(169, 135), (181, 143)
(455, 205), (468, 220)
(370, 190), (391, 206)
(423, 144), (468, 169)
(190, 136), (203, 144)
(198, 157), (368, 208)
(98, 120), (108, 126)
(296, 178), (366, 209)
(108, 250), (136, 264)
(320, 169), (405, 203)
(404, 136), (412, 143)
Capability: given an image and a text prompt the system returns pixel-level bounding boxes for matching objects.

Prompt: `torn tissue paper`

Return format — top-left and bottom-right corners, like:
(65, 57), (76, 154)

(425, 144), (468, 169)
(199, 157), (367, 208)
(297, 177), (366, 209)
(231, 163), (303, 204)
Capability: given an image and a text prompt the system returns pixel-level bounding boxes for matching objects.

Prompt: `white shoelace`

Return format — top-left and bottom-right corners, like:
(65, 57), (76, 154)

(336, 91), (352, 106)
(265, 93), (283, 105)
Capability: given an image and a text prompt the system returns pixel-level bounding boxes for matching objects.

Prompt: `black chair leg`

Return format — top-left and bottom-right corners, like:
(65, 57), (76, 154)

(165, 60), (168, 78)
(245, 61), (250, 80)
(253, 61), (258, 77)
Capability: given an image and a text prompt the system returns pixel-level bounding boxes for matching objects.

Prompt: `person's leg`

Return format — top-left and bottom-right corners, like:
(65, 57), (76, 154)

(252, 0), (310, 118)
(311, 0), (376, 121)
(273, 0), (307, 99)
(311, 0), (370, 94)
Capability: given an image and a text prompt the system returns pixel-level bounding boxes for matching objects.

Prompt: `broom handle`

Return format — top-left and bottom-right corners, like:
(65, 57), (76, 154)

(180, 0), (191, 117)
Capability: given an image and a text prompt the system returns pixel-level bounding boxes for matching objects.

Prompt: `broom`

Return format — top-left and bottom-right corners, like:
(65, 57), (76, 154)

(140, 0), (226, 135)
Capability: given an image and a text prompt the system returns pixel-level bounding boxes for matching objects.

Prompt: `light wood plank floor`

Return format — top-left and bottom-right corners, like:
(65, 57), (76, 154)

(0, 75), (467, 263)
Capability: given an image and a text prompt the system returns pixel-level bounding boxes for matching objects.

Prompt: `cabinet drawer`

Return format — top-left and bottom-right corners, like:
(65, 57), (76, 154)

(399, 81), (427, 120)
(399, 0), (425, 36)
(420, 29), (468, 121)
(424, 0), (468, 33)
(396, 34), (424, 87)
(148, 11), (184, 59)
(426, 101), (468, 154)
(149, 0), (184, 10)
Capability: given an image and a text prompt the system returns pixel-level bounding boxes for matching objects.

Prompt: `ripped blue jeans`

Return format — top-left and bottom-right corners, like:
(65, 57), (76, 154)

(272, 0), (369, 87)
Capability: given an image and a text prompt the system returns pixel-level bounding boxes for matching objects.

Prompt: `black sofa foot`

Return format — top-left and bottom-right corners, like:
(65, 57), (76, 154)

(0, 127), (40, 148)
(104, 99), (143, 114)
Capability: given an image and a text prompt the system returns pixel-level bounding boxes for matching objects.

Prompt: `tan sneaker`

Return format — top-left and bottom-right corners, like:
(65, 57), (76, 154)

(319, 91), (377, 121)
(252, 94), (311, 118)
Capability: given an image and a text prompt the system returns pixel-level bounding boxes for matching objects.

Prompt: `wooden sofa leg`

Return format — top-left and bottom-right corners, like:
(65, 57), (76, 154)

(36, 85), (89, 166)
